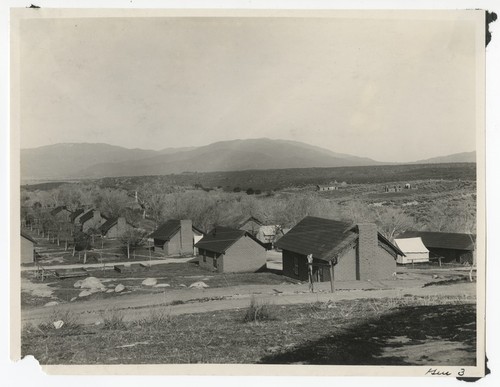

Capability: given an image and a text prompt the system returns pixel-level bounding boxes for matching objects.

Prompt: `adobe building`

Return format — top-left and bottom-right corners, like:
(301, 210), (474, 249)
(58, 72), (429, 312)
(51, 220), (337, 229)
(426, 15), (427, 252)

(275, 216), (404, 282)
(195, 226), (267, 273)
(150, 219), (203, 256)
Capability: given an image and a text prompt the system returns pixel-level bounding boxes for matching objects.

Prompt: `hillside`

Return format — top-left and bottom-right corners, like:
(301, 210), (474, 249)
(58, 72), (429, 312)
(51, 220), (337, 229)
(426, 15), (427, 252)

(413, 151), (476, 164)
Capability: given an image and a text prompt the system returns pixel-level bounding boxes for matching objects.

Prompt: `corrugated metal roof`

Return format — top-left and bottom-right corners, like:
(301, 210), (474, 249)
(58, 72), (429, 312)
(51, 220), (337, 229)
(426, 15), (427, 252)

(398, 231), (475, 251)
(275, 216), (355, 260)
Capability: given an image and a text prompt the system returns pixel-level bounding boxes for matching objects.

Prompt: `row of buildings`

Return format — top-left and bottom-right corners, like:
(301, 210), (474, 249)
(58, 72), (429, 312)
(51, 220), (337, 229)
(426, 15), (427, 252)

(21, 205), (477, 283)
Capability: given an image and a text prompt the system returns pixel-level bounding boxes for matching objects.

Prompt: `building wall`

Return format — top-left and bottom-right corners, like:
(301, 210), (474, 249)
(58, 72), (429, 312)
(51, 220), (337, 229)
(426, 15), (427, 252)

(428, 247), (473, 263)
(333, 245), (357, 281)
(54, 211), (71, 223)
(21, 237), (34, 264)
(282, 250), (309, 281)
(106, 219), (133, 239)
(198, 248), (223, 272)
(222, 236), (267, 273)
(365, 244), (397, 280)
(82, 212), (106, 233)
(397, 252), (429, 264)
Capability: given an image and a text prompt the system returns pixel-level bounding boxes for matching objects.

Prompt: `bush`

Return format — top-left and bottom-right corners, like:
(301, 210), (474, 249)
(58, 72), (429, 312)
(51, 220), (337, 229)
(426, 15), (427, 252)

(101, 310), (126, 330)
(242, 296), (274, 323)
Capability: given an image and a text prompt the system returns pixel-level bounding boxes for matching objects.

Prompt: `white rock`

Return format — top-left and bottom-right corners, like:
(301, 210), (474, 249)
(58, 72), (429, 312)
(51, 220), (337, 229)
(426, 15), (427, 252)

(44, 301), (59, 307)
(53, 320), (64, 329)
(106, 289), (114, 293)
(79, 277), (106, 291)
(142, 278), (157, 286)
(115, 284), (125, 292)
(179, 284), (187, 288)
(189, 281), (209, 289)
(73, 280), (83, 288)
(78, 290), (92, 297)
(154, 283), (171, 288)
(70, 297), (77, 302)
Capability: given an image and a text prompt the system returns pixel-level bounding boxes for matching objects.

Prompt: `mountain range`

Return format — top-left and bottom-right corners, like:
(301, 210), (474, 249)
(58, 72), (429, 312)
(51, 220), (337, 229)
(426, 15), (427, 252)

(20, 139), (476, 180)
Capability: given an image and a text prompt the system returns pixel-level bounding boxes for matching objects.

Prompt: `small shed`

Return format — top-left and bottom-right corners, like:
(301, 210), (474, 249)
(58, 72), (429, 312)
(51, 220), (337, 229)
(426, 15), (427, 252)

(99, 217), (135, 238)
(195, 226), (267, 273)
(394, 237), (429, 264)
(21, 232), (37, 264)
(150, 219), (203, 256)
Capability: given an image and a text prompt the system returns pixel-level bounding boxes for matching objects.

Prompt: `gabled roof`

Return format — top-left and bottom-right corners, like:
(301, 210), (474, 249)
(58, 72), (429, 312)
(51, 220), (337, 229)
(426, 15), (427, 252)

(398, 231), (476, 251)
(237, 216), (263, 229)
(275, 216), (404, 261)
(195, 226), (266, 254)
(394, 237), (429, 254)
(149, 220), (203, 240)
(21, 232), (37, 244)
(50, 206), (70, 216)
(79, 210), (95, 224)
(98, 217), (134, 235)
(70, 208), (84, 223)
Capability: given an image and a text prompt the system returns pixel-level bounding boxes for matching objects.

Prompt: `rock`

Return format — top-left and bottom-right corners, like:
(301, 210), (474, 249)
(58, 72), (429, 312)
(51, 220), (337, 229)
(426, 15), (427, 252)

(78, 290), (92, 298)
(142, 278), (157, 286)
(70, 297), (77, 302)
(115, 284), (125, 293)
(53, 320), (64, 329)
(73, 280), (83, 288)
(44, 301), (59, 307)
(78, 277), (106, 291)
(179, 284), (187, 288)
(189, 281), (209, 289)
(154, 283), (170, 288)
(106, 289), (114, 293)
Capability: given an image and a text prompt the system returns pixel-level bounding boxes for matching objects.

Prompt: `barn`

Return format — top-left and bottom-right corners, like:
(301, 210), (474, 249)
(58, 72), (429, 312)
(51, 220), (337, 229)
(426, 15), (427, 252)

(275, 216), (404, 282)
(99, 217), (135, 238)
(397, 231), (476, 264)
(21, 232), (37, 264)
(394, 237), (429, 264)
(195, 226), (267, 273)
(150, 219), (203, 257)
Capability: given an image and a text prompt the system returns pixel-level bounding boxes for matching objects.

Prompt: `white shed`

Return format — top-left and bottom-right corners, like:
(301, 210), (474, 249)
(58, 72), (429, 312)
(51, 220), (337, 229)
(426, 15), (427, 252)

(394, 237), (429, 264)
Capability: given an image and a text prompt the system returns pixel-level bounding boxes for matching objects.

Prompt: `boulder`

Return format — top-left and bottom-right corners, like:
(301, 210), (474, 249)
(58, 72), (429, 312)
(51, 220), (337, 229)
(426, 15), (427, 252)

(154, 283), (171, 288)
(142, 278), (157, 286)
(70, 297), (77, 302)
(44, 301), (59, 307)
(189, 281), (209, 289)
(115, 284), (125, 293)
(179, 284), (187, 288)
(78, 290), (92, 298)
(53, 320), (64, 329)
(73, 280), (83, 288)
(76, 277), (106, 291)
(106, 289), (114, 293)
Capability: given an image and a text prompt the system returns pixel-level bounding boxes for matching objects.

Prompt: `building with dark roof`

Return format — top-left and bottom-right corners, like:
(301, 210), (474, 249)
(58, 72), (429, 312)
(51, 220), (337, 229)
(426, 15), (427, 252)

(50, 206), (72, 222)
(150, 219), (203, 256)
(195, 226), (267, 273)
(275, 216), (404, 282)
(99, 217), (134, 238)
(236, 216), (263, 237)
(78, 210), (108, 233)
(70, 208), (85, 224)
(397, 231), (476, 264)
(21, 232), (37, 264)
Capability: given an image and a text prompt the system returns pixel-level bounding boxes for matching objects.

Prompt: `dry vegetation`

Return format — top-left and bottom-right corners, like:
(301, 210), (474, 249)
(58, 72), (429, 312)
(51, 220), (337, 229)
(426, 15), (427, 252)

(22, 294), (476, 365)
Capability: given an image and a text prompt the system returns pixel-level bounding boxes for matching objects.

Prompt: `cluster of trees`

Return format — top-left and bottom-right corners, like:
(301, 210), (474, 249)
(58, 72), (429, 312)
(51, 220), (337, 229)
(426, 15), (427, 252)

(22, 180), (477, 251)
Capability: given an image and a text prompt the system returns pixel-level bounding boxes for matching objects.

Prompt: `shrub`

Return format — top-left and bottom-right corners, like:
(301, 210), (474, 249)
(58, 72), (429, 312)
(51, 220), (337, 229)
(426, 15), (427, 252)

(242, 296), (274, 323)
(101, 310), (126, 330)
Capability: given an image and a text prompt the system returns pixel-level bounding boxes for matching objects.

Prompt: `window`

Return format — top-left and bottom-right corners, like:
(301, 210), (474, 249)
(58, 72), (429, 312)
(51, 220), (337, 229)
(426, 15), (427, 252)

(293, 256), (299, 276)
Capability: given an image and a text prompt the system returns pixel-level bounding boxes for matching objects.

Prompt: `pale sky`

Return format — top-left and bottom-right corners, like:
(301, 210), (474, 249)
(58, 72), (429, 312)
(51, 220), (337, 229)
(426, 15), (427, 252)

(19, 16), (478, 162)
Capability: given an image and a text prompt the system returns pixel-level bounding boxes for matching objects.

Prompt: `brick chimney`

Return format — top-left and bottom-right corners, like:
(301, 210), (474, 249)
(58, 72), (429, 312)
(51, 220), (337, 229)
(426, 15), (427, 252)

(357, 223), (378, 280)
(179, 219), (193, 256)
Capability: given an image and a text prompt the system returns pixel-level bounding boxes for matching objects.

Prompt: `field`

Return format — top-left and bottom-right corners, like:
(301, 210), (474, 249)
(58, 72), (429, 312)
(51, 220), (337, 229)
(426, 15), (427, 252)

(21, 295), (476, 365)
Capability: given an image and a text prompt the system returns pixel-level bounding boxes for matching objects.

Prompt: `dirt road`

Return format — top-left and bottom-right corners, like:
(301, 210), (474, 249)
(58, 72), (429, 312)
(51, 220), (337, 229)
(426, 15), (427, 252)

(21, 280), (476, 327)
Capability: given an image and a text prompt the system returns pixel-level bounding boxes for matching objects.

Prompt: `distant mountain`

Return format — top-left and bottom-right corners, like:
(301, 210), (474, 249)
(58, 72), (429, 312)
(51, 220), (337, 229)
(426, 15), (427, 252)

(74, 138), (385, 178)
(20, 143), (193, 180)
(413, 151), (476, 164)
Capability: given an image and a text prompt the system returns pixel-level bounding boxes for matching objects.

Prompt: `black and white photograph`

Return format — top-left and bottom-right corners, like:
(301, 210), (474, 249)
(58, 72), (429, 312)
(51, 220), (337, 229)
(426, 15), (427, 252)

(6, 4), (493, 379)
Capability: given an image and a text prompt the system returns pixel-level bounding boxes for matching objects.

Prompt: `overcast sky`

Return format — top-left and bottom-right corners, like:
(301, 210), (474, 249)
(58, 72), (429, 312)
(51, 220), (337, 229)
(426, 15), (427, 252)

(19, 15), (478, 162)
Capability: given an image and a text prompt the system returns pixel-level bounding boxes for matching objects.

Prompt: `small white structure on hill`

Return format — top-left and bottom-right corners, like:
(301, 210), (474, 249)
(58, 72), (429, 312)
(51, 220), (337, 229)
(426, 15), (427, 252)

(394, 237), (429, 264)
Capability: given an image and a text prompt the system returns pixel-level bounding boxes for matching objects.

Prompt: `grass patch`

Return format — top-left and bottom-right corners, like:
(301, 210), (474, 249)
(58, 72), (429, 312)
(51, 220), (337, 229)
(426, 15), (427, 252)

(242, 296), (275, 323)
(101, 310), (126, 330)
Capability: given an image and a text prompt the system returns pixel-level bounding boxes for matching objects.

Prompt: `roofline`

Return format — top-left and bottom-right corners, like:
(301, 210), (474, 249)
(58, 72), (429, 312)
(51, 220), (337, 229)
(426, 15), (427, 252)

(378, 233), (406, 256)
(195, 229), (265, 254)
(21, 232), (37, 244)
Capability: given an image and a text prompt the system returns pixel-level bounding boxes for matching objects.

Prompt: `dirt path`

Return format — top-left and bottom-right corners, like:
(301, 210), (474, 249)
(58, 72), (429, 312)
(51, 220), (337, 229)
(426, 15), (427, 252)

(21, 257), (193, 272)
(21, 281), (476, 327)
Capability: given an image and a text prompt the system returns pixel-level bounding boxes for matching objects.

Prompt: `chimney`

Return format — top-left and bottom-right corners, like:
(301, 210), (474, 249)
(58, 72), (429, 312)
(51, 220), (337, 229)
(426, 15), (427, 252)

(93, 210), (101, 221)
(179, 219), (193, 255)
(357, 223), (378, 280)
